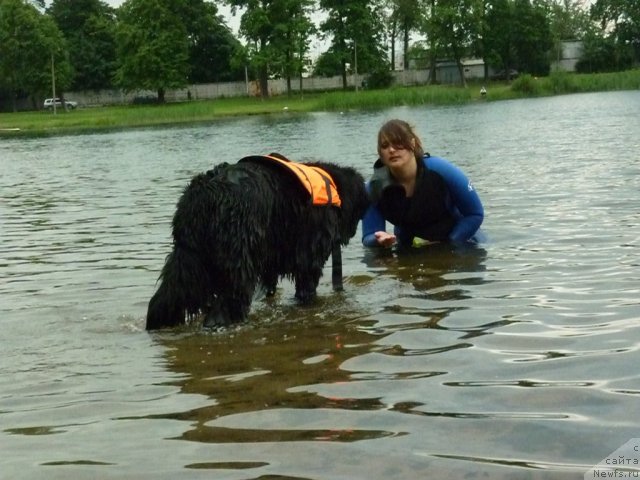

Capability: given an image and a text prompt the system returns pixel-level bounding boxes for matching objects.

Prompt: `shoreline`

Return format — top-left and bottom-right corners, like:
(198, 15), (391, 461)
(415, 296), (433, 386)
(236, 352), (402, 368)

(1, 70), (639, 138)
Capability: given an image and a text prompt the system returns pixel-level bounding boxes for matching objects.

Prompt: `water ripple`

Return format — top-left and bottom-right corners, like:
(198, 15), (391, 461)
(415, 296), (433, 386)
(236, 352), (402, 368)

(1, 92), (640, 479)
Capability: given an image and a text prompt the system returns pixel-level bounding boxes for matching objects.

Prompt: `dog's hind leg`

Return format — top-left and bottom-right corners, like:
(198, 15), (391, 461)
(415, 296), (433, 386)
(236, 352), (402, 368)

(202, 268), (256, 329)
(293, 266), (323, 303)
(146, 282), (185, 330)
(146, 247), (212, 330)
(202, 291), (253, 329)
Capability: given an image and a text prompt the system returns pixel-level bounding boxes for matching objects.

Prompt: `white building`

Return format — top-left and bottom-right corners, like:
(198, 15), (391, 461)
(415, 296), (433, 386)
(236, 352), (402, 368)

(551, 40), (584, 72)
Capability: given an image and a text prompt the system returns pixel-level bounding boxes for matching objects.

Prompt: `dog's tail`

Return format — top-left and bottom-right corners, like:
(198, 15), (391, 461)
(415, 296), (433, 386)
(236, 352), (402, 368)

(146, 245), (211, 330)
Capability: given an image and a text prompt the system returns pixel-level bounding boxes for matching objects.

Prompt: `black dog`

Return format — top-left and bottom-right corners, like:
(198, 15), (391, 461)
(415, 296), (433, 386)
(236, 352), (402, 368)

(146, 154), (369, 330)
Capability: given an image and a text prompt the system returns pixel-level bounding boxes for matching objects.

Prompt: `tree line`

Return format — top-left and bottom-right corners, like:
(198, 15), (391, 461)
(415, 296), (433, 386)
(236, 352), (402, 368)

(0, 0), (638, 110)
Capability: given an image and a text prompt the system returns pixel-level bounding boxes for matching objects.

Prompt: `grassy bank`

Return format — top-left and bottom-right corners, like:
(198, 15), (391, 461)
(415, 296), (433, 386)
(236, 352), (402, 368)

(1, 69), (638, 138)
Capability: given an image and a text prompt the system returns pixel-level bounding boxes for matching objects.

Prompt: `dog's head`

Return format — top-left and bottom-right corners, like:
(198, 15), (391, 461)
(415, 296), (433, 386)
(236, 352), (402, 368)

(306, 162), (370, 245)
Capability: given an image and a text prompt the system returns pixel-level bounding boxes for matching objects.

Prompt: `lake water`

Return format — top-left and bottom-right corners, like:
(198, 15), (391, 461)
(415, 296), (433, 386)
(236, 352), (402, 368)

(1, 91), (639, 480)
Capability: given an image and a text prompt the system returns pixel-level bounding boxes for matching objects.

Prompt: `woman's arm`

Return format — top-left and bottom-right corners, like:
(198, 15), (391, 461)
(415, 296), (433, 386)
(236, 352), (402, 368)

(427, 156), (484, 242)
(361, 204), (387, 247)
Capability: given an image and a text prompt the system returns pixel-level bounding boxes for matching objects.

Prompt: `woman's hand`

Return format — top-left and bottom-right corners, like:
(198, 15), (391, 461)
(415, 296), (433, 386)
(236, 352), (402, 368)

(375, 231), (397, 248)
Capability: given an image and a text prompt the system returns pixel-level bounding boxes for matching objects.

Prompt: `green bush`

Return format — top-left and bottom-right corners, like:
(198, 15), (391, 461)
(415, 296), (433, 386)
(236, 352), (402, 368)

(364, 68), (394, 89)
(547, 70), (577, 94)
(510, 74), (541, 95)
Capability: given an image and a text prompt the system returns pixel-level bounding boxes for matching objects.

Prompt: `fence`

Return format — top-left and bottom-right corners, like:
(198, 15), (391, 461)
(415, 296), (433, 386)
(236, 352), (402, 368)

(65, 70), (434, 108)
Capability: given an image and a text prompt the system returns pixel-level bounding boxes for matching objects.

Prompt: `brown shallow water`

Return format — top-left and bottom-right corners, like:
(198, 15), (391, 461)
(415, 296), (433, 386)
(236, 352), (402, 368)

(1, 91), (639, 479)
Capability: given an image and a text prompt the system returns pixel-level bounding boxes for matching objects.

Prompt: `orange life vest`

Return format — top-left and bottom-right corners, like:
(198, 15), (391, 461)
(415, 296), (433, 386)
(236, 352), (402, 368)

(239, 154), (342, 207)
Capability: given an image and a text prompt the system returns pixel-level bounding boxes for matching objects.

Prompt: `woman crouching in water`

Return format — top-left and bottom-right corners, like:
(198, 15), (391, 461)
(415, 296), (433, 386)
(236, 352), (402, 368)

(362, 119), (485, 248)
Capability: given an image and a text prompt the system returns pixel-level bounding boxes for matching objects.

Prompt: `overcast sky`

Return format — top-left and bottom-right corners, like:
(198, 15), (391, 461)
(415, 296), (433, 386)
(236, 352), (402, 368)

(100, 1), (240, 33)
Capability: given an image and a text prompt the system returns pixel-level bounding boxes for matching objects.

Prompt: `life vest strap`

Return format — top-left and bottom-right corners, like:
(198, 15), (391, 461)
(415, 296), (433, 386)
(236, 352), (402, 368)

(331, 241), (343, 291)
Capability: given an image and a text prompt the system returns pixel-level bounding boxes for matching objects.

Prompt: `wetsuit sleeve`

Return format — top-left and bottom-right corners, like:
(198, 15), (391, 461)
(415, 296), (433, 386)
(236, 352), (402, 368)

(427, 156), (484, 242)
(361, 180), (386, 247)
(361, 203), (386, 247)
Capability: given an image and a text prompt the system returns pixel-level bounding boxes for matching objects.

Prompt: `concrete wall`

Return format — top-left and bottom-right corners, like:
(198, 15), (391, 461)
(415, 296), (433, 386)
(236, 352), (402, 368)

(0, 67), (455, 111)
(65, 70), (435, 108)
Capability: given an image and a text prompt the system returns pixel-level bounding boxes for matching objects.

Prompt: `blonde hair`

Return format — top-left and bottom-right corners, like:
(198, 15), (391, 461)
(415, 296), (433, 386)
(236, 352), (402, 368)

(377, 119), (424, 160)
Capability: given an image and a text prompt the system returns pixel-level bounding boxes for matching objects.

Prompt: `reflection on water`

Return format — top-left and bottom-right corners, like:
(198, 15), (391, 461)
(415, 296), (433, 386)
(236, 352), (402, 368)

(1, 91), (640, 479)
(152, 319), (396, 444)
(147, 244), (491, 448)
(363, 242), (488, 301)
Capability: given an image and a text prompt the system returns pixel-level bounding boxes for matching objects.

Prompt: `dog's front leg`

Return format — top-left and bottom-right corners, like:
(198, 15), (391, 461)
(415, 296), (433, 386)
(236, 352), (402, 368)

(294, 269), (321, 303)
(261, 271), (278, 297)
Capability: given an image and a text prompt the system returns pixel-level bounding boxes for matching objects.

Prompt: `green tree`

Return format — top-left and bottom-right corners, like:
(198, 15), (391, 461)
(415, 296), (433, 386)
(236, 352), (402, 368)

(485, 0), (552, 80)
(544, 0), (593, 66)
(48, 0), (117, 91)
(319, 0), (388, 89)
(484, 0), (515, 78)
(591, 0), (640, 65)
(269, 0), (316, 95)
(389, 0), (426, 70)
(0, 0), (71, 111)
(483, 0), (516, 72)
(546, 0), (591, 40)
(115, 0), (190, 102)
(186, 2), (245, 83)
(226, 0), (274, 98)
(512, 0), (553, 75)
(575, 27), (619, 72)
(405, 41), (431, 70)
(312, 47), (345, 77)
(422, 0), (440, 82)
(226, 0), (316, 98)
(430, 0), (483, 86)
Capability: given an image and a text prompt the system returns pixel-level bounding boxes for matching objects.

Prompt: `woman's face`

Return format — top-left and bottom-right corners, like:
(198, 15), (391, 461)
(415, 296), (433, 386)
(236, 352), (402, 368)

(379, 136), (416, 171)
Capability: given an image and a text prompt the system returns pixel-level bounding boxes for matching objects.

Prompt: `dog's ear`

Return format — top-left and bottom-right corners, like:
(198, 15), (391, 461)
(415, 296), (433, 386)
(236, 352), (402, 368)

(268, 152), (290, 162)
(206, 162), (229, 177)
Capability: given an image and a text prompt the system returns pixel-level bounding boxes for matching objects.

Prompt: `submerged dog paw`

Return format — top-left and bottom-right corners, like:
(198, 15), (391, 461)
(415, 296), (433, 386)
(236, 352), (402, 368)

(202, 309), (232, 330)
(295, 289), (317, 304)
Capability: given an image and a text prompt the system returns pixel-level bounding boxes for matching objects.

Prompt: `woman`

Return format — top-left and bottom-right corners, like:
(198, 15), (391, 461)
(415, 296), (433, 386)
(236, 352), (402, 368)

(362, 119), (484, 248)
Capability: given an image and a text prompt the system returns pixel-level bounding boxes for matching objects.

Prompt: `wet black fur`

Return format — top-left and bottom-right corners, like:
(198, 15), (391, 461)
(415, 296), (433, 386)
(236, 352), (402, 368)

(146, 158), (369, 330)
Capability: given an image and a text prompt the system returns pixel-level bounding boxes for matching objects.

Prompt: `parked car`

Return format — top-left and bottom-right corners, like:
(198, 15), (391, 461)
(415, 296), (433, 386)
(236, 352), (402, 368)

(43, 98), (78, 110)
(132, 95), (158, 105)
(490, 69), (519, 81)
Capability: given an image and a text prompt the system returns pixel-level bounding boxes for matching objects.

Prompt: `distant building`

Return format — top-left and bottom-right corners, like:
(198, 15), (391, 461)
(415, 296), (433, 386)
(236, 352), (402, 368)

(551, 40), (584, 72)
(434, 58), (485, 84)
